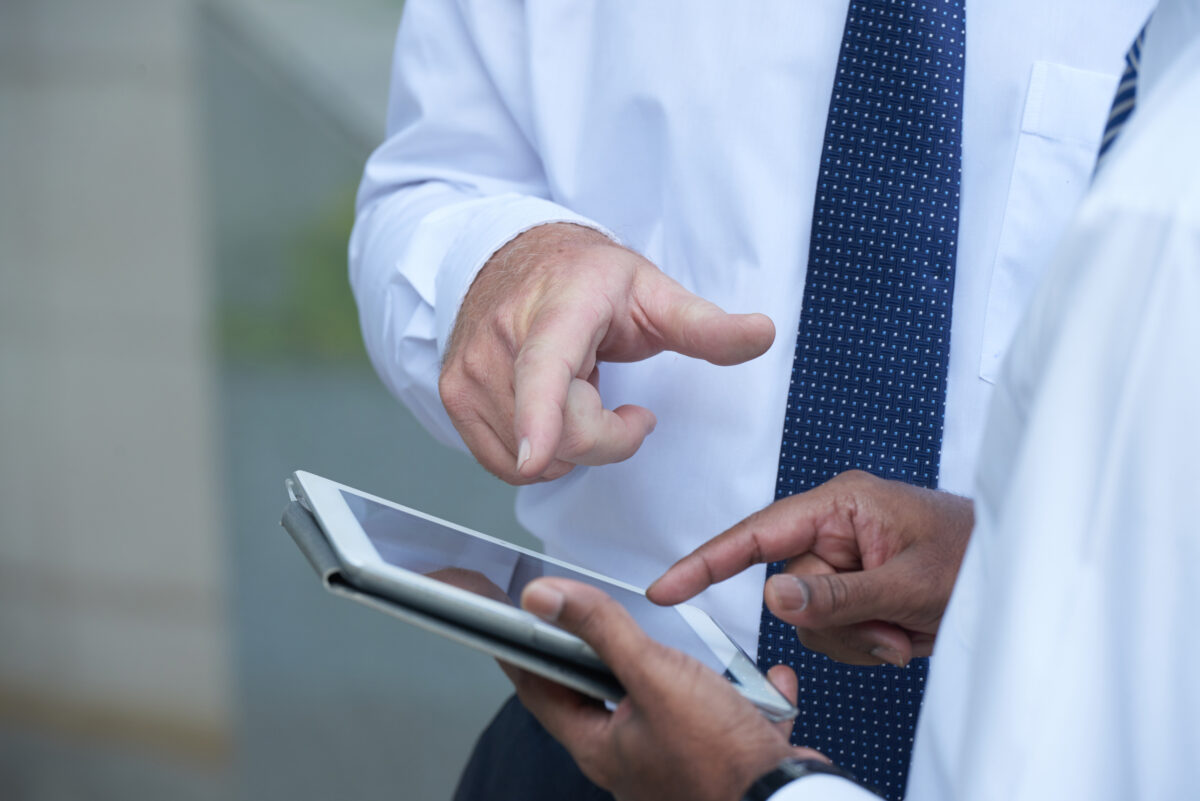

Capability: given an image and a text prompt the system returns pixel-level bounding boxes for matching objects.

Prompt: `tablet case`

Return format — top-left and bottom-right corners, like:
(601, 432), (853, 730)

(280, 500), (624, 702)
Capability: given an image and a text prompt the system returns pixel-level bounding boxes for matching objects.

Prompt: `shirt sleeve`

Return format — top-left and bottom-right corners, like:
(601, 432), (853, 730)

(348, 0), (611, 448)
(768, 774), (883, 800)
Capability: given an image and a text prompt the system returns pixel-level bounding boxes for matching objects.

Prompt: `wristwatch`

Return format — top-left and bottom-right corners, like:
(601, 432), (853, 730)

(742, 757), (879, 801)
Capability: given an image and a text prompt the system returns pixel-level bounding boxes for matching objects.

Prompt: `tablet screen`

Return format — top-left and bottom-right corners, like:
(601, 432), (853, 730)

(341, 490), (735, 676)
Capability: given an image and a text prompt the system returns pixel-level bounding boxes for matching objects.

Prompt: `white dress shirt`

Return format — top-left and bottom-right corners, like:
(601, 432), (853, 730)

(350, 0), (1151, 652)
(778, 2), (1200, 797)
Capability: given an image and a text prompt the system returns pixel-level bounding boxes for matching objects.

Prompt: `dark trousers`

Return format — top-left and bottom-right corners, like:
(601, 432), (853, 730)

(453, 695), (616, 801)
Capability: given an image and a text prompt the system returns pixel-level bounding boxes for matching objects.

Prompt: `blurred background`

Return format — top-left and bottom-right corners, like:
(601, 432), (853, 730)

(0, 1), (535, 798)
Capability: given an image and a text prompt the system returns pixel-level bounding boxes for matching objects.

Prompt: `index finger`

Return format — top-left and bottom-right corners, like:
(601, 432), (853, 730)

(512, 297), (609, 478)
(646, 494), (835, 606)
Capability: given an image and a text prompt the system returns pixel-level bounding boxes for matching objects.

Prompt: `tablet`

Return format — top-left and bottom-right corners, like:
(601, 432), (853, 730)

(285, 470), (797, 722)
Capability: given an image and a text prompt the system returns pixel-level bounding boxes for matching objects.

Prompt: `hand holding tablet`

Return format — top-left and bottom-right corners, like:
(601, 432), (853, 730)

(282, 470), (797, 722)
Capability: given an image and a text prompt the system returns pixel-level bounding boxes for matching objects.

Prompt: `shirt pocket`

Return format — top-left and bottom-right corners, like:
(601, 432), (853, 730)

(978, 62), (1117, 383)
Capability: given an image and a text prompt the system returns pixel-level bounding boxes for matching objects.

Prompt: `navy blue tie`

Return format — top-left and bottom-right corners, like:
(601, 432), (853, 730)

(758, 2), (964, 799)
(1097, 23), (1147, 168)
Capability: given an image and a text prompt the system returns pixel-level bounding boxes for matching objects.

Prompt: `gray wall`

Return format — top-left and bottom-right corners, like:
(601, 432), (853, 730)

(0, 0), (230, 774)
(199, 5), (533, 799)
(0, 1), (532, 798)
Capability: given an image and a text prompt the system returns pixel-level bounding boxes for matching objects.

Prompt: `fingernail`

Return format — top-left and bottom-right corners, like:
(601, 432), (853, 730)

(768, 575), (810, 612)
(644, 577), (670, 604)
(870, 646), (905, 668)
(522, 582), (565, 622)
(516, 438), (531, 473)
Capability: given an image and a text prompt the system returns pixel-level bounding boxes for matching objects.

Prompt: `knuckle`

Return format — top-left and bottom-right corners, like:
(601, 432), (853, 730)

(834, 469), (874, 498)
(459, 345), (502, 382)
(824, 576), (850, 616)
(649, 646), (694, 688)
(438, 377), (473, 419)
(574, 594), (621, 642)
(511, 343), (541, 374)
(515, 343), (575, 386)
(437, 363), (460, 393)
(557, 425), (599, 461)
(745, 528), (769, 566)
(695, 552), (721, 588)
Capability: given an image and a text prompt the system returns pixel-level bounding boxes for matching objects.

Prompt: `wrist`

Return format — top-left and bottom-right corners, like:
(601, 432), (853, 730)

(460, 221), (619, 324)
(742, 758), (877, 801)
(486, 222), (617, 274)
(728, 742), (797, 801)
(434, 197), (613, 356)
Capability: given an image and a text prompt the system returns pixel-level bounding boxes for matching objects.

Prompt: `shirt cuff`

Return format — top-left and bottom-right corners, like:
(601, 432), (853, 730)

(433, 194), (616, 356)
(768, 773), (884, 801)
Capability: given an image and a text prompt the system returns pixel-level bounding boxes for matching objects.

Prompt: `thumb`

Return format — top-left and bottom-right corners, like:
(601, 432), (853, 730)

(638, 272), (775, 366)
(766, 567), (904, 630)
(521, 577), (656, 693)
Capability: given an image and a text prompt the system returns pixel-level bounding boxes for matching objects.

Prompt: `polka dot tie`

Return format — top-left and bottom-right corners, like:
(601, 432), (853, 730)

(758, 2), (964, 799)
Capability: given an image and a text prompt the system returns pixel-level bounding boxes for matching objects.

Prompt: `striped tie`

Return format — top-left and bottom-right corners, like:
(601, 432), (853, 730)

(1097, 24), (1148, 165)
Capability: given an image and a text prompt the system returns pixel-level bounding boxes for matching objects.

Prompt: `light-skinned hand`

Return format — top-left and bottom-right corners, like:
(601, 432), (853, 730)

(439, 223), (775, 484)
(647, 470), (975, 667)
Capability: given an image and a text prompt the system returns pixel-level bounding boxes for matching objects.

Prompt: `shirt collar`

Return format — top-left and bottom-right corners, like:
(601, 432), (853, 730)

(1138, 0), (1200, 103)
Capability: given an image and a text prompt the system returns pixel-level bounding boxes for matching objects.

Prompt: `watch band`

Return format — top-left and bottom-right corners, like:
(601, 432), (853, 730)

(742, 757), (879, 801)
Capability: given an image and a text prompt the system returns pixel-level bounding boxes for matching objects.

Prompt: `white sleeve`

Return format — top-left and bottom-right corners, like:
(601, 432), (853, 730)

(768, 774), (883, 800)
(349, 0), (610, 448)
